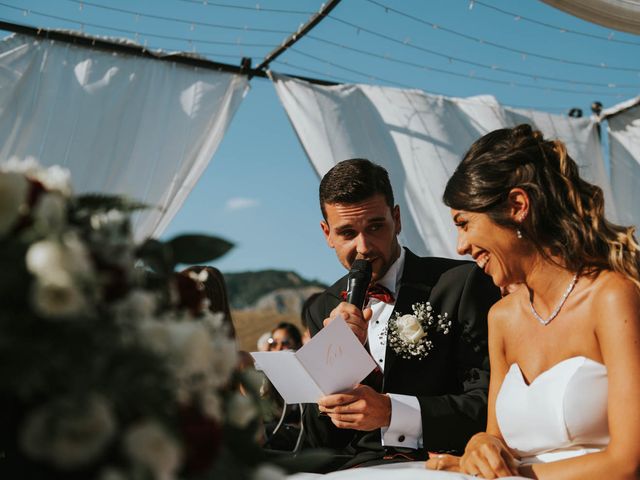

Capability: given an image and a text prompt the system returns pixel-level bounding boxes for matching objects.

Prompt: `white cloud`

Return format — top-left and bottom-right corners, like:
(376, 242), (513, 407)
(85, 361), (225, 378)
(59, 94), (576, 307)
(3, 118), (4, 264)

(225, 197), (260, 211)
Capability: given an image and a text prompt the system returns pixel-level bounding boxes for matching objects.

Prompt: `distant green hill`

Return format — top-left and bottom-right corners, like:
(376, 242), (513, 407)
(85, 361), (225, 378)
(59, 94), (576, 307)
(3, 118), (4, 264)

(223, 270), (326, 309)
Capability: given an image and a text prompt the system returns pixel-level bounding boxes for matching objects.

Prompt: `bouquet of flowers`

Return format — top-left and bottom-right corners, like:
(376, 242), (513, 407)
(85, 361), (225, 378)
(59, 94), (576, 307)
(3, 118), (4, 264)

(0, 160), (282, 479)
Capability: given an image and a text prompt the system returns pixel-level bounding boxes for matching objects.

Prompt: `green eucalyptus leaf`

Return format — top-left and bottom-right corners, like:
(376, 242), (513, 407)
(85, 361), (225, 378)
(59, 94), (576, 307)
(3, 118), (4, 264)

(168, 234), (233, 265)
(136, 238), (172, 275)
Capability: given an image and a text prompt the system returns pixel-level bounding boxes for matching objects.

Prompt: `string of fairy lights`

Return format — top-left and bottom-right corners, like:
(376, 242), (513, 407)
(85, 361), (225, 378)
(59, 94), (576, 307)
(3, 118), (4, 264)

(468, 0), (640, 47)
(362, 0), (640, 67)
(0, 0), (638, 112)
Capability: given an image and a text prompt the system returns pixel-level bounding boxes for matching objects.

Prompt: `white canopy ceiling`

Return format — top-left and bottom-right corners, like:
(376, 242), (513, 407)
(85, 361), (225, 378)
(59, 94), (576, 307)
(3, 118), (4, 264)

(541, 0), (640, 34)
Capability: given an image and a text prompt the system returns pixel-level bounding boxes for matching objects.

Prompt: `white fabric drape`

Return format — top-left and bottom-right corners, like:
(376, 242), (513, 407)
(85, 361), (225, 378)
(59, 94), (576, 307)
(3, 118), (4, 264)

(603, 96), (640, 229)
(272, 73), (615, 260)
(541, 0), (640, 35)
(0, 33), (248, 239)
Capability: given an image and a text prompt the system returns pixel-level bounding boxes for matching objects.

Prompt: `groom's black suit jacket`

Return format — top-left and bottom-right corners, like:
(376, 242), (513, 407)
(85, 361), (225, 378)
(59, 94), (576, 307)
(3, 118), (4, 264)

(301, 248), (500, 470)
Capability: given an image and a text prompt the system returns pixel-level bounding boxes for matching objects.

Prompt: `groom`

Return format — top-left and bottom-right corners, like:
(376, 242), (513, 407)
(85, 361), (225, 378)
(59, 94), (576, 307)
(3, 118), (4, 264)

(301, 159), (500, 471)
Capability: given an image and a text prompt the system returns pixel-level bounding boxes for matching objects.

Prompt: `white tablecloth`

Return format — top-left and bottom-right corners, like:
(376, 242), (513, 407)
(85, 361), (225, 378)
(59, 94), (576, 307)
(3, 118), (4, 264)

(287, 461), (527, 479)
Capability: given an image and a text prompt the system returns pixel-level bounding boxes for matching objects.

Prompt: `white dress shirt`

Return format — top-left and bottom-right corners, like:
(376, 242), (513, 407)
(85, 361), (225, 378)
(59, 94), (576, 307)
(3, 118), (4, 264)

(365, 247), (423, 449)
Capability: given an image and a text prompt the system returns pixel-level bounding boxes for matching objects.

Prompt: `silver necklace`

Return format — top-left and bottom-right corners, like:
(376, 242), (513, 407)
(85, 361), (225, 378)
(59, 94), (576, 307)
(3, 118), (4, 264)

(529, 272), (579, 326)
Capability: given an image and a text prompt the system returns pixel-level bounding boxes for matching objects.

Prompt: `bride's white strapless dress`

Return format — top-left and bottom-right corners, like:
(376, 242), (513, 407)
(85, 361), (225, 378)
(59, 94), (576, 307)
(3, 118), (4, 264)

(496, 355), (609, 464)
(289, 356), (609, 479)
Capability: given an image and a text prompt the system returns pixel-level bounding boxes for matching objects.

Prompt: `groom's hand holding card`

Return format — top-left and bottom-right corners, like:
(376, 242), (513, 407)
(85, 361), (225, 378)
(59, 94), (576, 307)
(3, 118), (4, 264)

(250, 316), (377, 404)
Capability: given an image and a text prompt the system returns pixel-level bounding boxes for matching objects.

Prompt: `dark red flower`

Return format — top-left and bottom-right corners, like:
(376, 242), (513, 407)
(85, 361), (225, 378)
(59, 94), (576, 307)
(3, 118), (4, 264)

(178, 403), (223, 475)
(11, 178), (48, 234)
(174, 273), (206, 316)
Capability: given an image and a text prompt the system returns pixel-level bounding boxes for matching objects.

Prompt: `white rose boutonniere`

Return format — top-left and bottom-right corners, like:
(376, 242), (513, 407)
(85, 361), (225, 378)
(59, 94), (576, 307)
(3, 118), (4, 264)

(395, 314), (426, 344)
(386, 302), (452, 359)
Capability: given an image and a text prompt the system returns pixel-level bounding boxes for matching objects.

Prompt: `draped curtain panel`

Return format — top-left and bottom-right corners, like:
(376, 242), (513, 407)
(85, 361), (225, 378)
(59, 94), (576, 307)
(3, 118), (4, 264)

(604, 97), (640, 230)
(272, 73), (616, 260)
(541, 0), (640, 35)
(0, 33), (248, 239)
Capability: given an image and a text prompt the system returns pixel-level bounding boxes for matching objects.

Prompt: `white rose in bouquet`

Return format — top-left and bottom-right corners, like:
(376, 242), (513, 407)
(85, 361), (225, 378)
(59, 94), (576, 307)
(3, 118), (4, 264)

(4, 157), (72, 196)
(201, 390), (224, 421)
(26, 235), (95, 318)
(19, 394), (116, 470)
(124, 421), (181, 480)
(31, 272), (88, 318)
(31, 192), (67, 235)
(138, 317), (238, 404)
(140, 319), (214, 376)
(26, 235), (94, 281)
(111, 289), (158, 324)
(227, 391), (258, 429)
(210, 335), (238, 389)
(395, 314), (426, 344)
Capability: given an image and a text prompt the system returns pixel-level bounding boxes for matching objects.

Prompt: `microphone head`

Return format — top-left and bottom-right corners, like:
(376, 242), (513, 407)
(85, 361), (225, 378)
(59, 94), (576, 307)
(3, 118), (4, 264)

(349, 259), (372, 279)
(346, 260), (372, 309)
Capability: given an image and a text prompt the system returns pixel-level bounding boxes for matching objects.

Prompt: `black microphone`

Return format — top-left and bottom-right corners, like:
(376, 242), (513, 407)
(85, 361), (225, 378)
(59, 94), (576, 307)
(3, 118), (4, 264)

(345, 259), (372, 310)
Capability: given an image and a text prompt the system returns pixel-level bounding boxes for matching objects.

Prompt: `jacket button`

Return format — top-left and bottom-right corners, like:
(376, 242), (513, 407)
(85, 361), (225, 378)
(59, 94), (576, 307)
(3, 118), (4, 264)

(398, 435), (405, 442)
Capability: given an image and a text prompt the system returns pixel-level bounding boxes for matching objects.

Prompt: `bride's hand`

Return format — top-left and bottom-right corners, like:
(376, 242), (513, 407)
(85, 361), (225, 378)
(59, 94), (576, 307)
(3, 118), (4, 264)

(459, 432), (520, 478)
(425, 452), (461, 472)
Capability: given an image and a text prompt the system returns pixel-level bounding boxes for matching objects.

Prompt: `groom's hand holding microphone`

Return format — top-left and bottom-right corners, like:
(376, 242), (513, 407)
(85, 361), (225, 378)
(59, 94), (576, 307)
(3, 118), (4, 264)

(323, 259), (373, 344)
(319, 259), (391, 431)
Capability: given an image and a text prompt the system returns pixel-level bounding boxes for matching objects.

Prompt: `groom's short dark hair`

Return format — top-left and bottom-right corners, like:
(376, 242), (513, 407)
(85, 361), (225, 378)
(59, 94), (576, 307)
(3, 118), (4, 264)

(319, 159), (395, 220)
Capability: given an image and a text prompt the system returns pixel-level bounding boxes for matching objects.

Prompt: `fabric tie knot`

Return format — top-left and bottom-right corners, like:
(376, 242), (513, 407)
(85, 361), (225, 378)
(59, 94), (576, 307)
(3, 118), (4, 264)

(367, 283), (395, 304)
(340, 284), (395, 304)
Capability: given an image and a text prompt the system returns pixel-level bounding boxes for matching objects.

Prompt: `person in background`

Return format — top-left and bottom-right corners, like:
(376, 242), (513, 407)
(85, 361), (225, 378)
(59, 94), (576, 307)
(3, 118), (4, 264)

(263, 322), (304, 451)
(268, 321), (303, 351)
(300, 292), (322, 345)
(181, 265), (235, 338)
(257, 331), (272, 352)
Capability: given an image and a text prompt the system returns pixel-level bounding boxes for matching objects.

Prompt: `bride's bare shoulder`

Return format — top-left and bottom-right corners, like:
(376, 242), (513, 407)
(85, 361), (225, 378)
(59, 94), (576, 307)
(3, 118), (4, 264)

(589, 270), (640, 323)
(488, 285), (527, 328)
(590, 270), (639, 299)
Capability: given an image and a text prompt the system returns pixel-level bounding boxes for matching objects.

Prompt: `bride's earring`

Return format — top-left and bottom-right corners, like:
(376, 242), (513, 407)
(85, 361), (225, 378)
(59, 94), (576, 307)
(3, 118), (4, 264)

(516, 212), (526, 240)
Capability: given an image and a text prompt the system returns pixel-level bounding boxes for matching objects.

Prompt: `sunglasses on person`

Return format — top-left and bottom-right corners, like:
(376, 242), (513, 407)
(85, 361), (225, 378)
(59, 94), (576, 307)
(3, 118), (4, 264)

(267, 337), (293, 349)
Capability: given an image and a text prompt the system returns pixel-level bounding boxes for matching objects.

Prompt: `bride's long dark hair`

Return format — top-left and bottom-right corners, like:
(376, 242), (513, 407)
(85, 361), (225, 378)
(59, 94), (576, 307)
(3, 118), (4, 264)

(443, 124), (640, 288)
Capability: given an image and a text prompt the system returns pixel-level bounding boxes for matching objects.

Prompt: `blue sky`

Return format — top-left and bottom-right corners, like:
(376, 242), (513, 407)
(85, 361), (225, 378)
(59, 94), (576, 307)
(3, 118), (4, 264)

(2, 1), (639, 284)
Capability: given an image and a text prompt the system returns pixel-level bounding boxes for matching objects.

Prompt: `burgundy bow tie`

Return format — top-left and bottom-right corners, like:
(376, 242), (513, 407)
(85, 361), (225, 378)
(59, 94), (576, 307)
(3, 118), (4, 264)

(341, 284), (395, 304)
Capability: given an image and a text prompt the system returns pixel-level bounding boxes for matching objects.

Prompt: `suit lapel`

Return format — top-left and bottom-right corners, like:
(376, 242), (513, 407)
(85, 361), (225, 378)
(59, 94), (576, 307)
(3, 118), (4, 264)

(382, 249), (433, 386)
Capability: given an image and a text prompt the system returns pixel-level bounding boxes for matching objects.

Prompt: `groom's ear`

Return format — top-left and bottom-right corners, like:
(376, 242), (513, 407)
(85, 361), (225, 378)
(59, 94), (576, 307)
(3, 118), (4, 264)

(392, 205), (401, 235)
(320, 220), (334, 248)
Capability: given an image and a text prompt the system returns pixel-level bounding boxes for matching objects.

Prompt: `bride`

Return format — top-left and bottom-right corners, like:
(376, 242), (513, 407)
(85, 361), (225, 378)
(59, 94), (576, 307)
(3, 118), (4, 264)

(424, 124), (640, 479)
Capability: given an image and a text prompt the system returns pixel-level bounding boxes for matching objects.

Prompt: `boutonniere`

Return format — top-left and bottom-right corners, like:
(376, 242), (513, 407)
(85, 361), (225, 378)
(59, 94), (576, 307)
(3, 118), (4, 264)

(385, 302), (451, 359)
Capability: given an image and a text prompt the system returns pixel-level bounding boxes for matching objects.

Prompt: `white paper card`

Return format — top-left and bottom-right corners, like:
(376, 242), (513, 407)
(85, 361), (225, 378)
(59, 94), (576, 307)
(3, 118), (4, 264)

(251, 317), (377, 404)
(250, 351), (324, 404)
